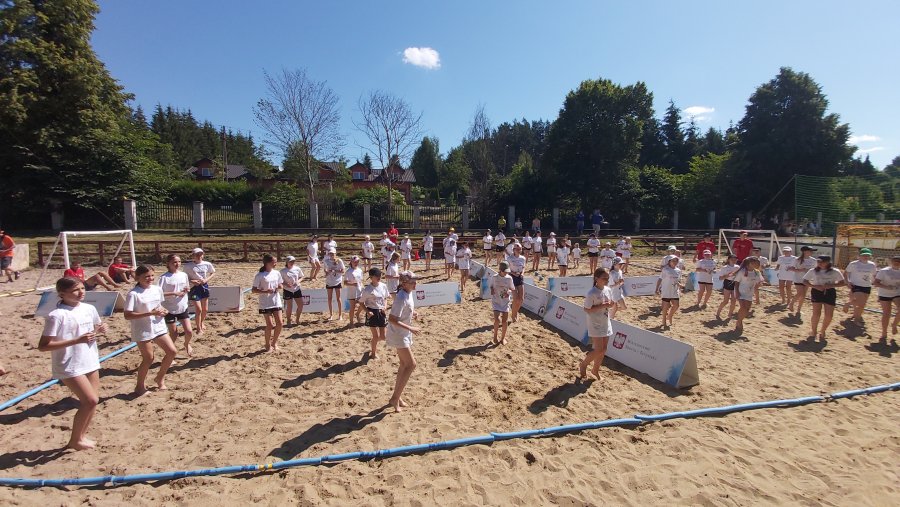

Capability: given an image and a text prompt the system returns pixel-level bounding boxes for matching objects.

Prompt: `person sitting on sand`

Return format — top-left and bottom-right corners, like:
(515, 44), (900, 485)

(64, 260), (120, 291)
(108, 256), (135, 284)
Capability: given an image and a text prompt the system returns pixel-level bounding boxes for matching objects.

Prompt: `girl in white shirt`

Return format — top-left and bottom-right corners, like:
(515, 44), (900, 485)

(306, 235), (321, 280)
(343, 256), (364, 325)
(359, 268), (389, 358)
(803, 255), (845, 340)
(580, 268), (615, 379)
(490, 262), (516, 345)
(494, 231), (507, 266)
(843, 249), (878, 323)
(586, 234), (601, 273)
(456, 241), (472, 293)
(508, 244), (528, 322)
(609, 257), (627, 318)
(39, 277), (107, 450)
(655, 257), (683, 329)
(423, 231), (434, 271)
(531, 233), (543, 271)
(694, 250), (717, 308)
(733, 257), (764, 334)
(125, 266), (177, 395)
(572, 243), (582, 270)
(361, 235), (375, 271)
(775, 246), (797, 305)
(386, 252), (402, 294)
(621, 237), (633, 274)
(400, 235), (413, 271)
(158, 254), (194, 357)
(546, 233), (557, 270)
(184, 248), (215, 334)
(716, 254), (740, 321)
(788, 247), (818, 316)
(600, 243), (616, 270)
(252, 254), (284, 351)
(324, 235), (338, 253)
(323, 249), (346, 321)
(873, 255), (900, 342)
(482, 230), (494, 266)
(443, 238), (457, 281)
(280, 256), (304, 326)
(556, 242), (570, 276)
(386, 271), (422, 412)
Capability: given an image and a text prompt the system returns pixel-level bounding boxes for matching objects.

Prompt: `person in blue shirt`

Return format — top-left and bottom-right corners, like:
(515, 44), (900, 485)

(591, 209), (605, 235)
(576, 210), (585, 236)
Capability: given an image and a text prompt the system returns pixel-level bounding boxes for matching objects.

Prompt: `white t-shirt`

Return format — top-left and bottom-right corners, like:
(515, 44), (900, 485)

(494, 233), (506, 247)
(505, 242), (516, 257)
(42, 303), (101, 380)
(423, 235), (434, 252)
(456, 247), (472, 270)
(621, 242), (632, 258)
(490, 273), (515, 312)
(584, 286), (613, 337)
(386, 262), (400, 293)
(874, 267), (900, 298)
(400, 239), (413, 259)
(659, 267), (682, 299)
(253, 269), (283, 310)
(325, 239), (337, 252)
(386, 289), (415, 348)
(184, 260), (215, 282)
(802, 268), (844, 288)
(587, 238), (601, 253)
(532, 236), (543, 253)
(359, 282), (389, 310)
(157, 271), (190, 314)
(616, 240), (626, 255)
(280, 266), (304, 293)
(695, 258), (717, 284)
(792, 257), (817, 283)
(733, 269), (763, 301)
(306, 242), (320, 260)
(556, 246), (570, 266)
(343, 266), (364, 299)
(608, 269), (625, 301)
(600, 248), (616, 269)
(776, 255), (797, 280)
(482, 235), (493, 250)
(362, 241), (375, 259)
(508, 255), (527, 275)
(844, 260), (877, 288)
(444, 242), (457, 261)
(547, 237), (557, 252)
(718, 264), (740, 282)
(572, 247), (582, 259)
(522, 236), (533, 250)
(324, 257), (346, 287)
(125, 285), (168, 342)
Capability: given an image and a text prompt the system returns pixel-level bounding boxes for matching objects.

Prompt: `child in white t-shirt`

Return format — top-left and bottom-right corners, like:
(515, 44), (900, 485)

(400, 235), (413, 271)
(546, 233), (558, 270)
(252, 254), (284, 352)
(158, 254), (193, 356)
(490, 262), (516, 345)
(733, 256), (764, 334)
(184, 248), (216, 334)
(359, 267), (389, 359)
(716, 254), (741, 321)
(386, 252), (401, 294)
(456, 241), (472, 292)
(39, 277), (108, 450)
(125, 265), (177, 395)
(873, 255), (900, 341)
(280, 256), (305, 326)
(803, 255), (846, 340)
(655, 257), (683, 329)
(775, 246), (797, 305)
(556, 243), (570, 276)
(572, 243), (582, 270)
(609, 258), (627, 319)
(423, 231), (435, 271)
(694, 250), (717, 308)
(580, 268), (615, 379)
(343, 256), (364, 325)
(361, 235), (375, 271)
(306, 236), (322, 280)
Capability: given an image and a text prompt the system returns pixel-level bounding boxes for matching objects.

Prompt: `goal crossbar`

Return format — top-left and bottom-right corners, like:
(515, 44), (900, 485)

(35, 230), (136, 289)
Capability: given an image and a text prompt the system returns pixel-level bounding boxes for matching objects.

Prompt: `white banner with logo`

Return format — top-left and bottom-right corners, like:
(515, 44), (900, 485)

(479, 275), (534, 299)
(469, 261), (486, 279)
(607, 319), (699, 388)
(201, 286), (246, 313)
(410, 282), (461, 307)
(547, 276), (594, 297)
(541, 295), (590, 344)
(36, 290), (125, 318)
(295, 288), (345, 313)
(522, 283), (552, 318)
(622, 276), (659, 296)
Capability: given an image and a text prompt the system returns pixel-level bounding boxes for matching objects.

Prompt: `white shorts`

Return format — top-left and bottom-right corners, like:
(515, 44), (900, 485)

(401, 252), (411, 260)
(492, 300), (511, 313)
(622, 251), (631, 259)
(308, 256), (320, 264)
(386, 333), (412, 349)
(587, 320), (613, 339)
(445, 255), (455, 265)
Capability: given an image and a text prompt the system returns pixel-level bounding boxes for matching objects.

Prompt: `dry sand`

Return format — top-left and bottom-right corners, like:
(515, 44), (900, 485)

(0, 254), (898, 506)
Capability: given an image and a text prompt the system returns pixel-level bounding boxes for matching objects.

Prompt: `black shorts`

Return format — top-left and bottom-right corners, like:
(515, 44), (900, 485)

(84, 282), (98, 291)
(0, 257), (11, 269)
(588, 252), (599, 258)
(189, 284), (210, 301)
(259, 307), (283, 315)
(495, 245), (505, 252)
(793, 282), (805, 287)
(810, 288), (837, 306)
(722, 280), (735, 291)
(283, 289), (303, 300)
(164, 311), (191, 324)
(850, 285), (871, 294)
(365, 308), (387, 328)
(662, 297), (680, 303)
(326, 283), (342, 290)
(879, 295), (899, 302)
(698, 281), (713, 286)
(511, 274), (523, 287)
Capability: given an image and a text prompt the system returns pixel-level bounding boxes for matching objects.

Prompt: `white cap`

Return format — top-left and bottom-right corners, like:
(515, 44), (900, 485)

(327, 247), (336, 254)
(667, 245), (677, 251)
(285, 255), (296, 262)
(549, 232), (556, 236)
(702, 249), (712, 255)
(782, 246), (793, 252)
(192, 247), (204, 254)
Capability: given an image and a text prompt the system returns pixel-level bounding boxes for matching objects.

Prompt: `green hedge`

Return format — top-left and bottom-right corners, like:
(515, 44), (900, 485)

(168, 180), (262, 206)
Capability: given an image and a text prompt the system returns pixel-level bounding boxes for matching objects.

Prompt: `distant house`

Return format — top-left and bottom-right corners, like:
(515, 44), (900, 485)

(347, 160), (417, 202)
(317, 161), (344, 182)
(185, 158), (257, 182)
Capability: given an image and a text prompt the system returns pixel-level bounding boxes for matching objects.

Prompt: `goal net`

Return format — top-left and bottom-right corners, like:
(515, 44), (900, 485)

(717, 229), (781, 261)
(35, 230), (136, 289)
(834, 222), (899, 269)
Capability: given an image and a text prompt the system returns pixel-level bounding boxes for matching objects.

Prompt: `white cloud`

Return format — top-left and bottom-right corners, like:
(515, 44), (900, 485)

(402, 47), (441, 69)
(684, 106), (715, 120)
(858, 146), (885, 153)
(848, 134), (881, 145)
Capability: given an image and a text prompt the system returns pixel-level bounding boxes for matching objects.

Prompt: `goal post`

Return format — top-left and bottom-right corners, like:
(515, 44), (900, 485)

(717, 229), (781, 261)
(35, 230), (136, 289)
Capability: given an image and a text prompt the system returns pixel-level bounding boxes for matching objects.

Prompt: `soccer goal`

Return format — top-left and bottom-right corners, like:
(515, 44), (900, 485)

(717, 229), (782, 261)
(35, 230), (136, 289)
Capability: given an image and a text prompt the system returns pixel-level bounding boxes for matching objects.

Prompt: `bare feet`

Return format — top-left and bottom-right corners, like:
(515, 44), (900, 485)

(155, 377), (168, 390)
(134, 386), (149, 397)
(185, 344), (194, 357)
(390, 398), (404, 412)
(578, 364), (587, 379)
(501, 338), (508, 345)
(591, 368), (601, 380)
(67, 439), (96, 451)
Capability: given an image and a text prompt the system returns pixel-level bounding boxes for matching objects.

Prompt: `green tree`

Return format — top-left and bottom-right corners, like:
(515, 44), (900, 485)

(637, 165), (683, 226)
(438, 146), (471, 201)
(409, 136), (441, 188)
(638, 116), (667, 168)
(661, 100), (691, 173)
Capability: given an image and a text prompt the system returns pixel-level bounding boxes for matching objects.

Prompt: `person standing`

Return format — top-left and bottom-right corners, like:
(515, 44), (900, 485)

(388, 223), (400, 245)
(843, 248), (877, 324)
(386, 271), (421, 412)
(579, 268), (615, 379)
(422, 231), (434, 271)
(732, 257), (764, 334)
(497, 216), (507, 233)
(695, 233), (716, 261)
(359, 268), (389, 359)
(361, 235), (375, 271)
(124, 266), (177, 395)
(775, 246), (797, 305)
(280, 256), (305, 326)
(399, 234), (413, 271)
(788, 246), (818, 316)
(490, 261), (515, 345)
(531, 232), (543, 272)
(184, 248), (215, 334)
(694, 250), (717, 308)
(591, 209), (604, 235)
(575, 210), (585, 236)
(731, 231), (754, 262)
(586, 233), (601, 273)
(158, 254), (194, 356)
(456, 241), (472, 293)
(656, 257), (683, 329)
(546, 232), (557, 270)
(508, 244), (528, 322)
(306, 235), (322, 280)
(493, 230), (506, 267)
(343, 256), (364, 326)
(556, 240), (570, 276)
(252, 254), (284, 352)
(873, 255), (900, 343)
(0, 230), (21, 282)
(482, 229), (494, 266)
(803, 255), (845, 340)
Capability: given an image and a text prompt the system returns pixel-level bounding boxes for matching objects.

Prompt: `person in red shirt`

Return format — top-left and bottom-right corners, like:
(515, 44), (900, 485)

(388, 223), (399, 245)
(0, 230), (20, 282)
(732, 231), (754, 262)
(108, 256), (135, 284)
(695, 233), (716, 260)
(64, 260), (120, 291)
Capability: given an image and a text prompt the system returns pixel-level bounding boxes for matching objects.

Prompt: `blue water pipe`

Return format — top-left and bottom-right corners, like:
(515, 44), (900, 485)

(0, 382), (895, 488)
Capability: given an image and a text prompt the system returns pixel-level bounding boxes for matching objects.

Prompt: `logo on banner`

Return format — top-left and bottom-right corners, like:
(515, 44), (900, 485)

(302, 295), (311, 305)
(613, 331), (627, 349)
(416, 290), (426, 301)
(538, 305), (546, 316)
(556, 306), (566, 319)
(561, 282), (568, 291)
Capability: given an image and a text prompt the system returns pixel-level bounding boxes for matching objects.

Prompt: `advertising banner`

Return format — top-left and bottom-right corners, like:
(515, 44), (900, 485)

(36, 290), (124, 318)
(296, 288), (345, 313)
(410, 282), (462, 308)
(546, 276), (594, 297)
(201, 286), (246, 313)
(522, 283), (552, 317)
(607, 319), (699, 388)
(541, 295), (590, 344)
(622, 276), (659, 297)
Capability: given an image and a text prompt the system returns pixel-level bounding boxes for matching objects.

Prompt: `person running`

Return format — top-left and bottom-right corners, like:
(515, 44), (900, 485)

(423, 231), (435, 271)
(609, 257), (627, 319)
(788, 246), (818, 317)
(656, 256), (683, 329)
(280, 256), (304, 326)
(184, 248), (215, 334)
(508, 244), (528, 322)
(873, 255), (900, 343)
(386, 271), (421, 412)
(694, 249), (717, 308)
(716, 254), (740, 320)
(252, 254), (284, 352)
(733, 256), (764, 334)
(775, 246), (797, 305)
(38, 276), (107, 450)
(158, 254), (194, 357)
(108, 255), (135, 284)
(306, 235), (322, 280)
(546, 232), (558, 270)
(323, 248), (345, 321)
(399, 234), (413, 271)
(443, 238), (457, 281)
(586, 233), (601, 273)
(361, 235), (375, 271)
(0, 230), (21, 282)
(344, 256), (364, 326)
(579, 268), (615, 379)
(843, 248), (877, 324)
(124, 265), (177, 395)
(803, 255), (845, 340)
(482, 229), (494, 266)
(456, 241), (472, 293)
(359, 268), (389, 359)
(490, 261), (515, 345)
(732, 231), (754, 263)
(572, 243), (582, 270)
(531, 232), (543, 272)
(556, 239), (570, 276)
(64, 260), (120, 291)
(494, 230), (507, 267)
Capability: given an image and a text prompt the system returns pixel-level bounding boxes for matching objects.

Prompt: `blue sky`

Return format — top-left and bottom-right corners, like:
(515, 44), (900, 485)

(93, 0), (899, 168)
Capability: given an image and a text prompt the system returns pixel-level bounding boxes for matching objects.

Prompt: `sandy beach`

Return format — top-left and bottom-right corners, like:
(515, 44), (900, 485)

(0, 254), (897, 506)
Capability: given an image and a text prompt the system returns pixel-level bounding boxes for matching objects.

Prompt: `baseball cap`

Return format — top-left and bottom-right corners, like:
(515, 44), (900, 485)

(285, 255), (296, 262)
(192, 247), (204, 254)
(859, 248), (873, 255)
(800, 246), (817, 252)
(816, 255), (832, 262)
(702, 249), (712, 255)
(498, 261), (510, 273)
(667, 245), (677, 251)
(782, 246), (793, 252)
